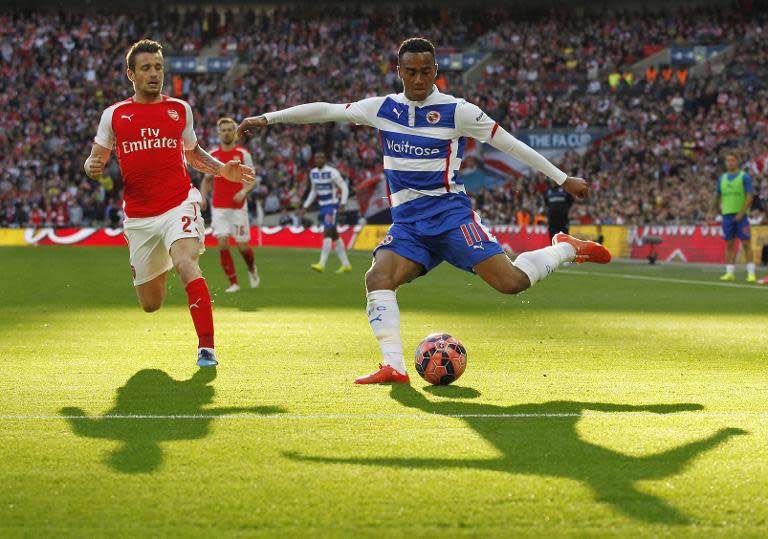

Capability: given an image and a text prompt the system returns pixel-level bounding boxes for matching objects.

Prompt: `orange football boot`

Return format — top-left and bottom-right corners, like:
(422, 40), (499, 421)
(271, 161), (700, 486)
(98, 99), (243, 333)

(552, 232), (611, 264)
(354, 364), (410, 384)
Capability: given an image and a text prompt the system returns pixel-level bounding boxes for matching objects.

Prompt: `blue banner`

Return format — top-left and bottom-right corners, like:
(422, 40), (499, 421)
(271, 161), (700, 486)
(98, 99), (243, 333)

(479, 129), (609, 182)
(670, 46), (725, 65)
(435, 52), (485, 71)
(167, 56), (235, 74)
(515, 130), (608, 150)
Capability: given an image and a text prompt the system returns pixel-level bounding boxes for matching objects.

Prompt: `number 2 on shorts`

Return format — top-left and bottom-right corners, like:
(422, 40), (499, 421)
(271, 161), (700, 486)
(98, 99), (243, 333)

(181, 216), (192, 233)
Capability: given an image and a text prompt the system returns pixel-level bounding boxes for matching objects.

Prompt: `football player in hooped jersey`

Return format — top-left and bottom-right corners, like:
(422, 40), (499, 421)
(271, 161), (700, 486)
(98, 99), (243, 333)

(300, 150), (352, 273)
(84, 40), (256, 368)
(200, 117), (260, 292)
(238, 37), (611, 384)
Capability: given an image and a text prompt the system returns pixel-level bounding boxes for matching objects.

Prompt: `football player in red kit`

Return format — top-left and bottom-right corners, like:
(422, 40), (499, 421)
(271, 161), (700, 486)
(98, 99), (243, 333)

(200, 117), (260, 292)
(83, 39), (255, 367)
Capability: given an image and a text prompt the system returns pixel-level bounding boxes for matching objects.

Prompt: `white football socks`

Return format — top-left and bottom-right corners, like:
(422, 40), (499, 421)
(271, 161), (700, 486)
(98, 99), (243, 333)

(747, 262), (755, 276)
(335, 239), (350, 266)
(319, 237), (332, 267)
(726, 264), (735, 275)
(366, 289), (406, 374)
(513, 243), (576, 286)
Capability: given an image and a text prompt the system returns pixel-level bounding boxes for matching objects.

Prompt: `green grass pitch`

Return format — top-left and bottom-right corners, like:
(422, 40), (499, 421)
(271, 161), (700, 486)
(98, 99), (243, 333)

(0, 246), (766, 537)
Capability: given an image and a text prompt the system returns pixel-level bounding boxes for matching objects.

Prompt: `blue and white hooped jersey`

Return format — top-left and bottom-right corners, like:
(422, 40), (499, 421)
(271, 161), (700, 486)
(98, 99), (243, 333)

(341, 86), (503, 232)
(308, 165), (345, 207)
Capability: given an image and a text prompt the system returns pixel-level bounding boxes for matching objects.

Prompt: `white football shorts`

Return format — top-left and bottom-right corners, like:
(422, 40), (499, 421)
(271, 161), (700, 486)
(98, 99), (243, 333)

(123, 188), (206, 286)
(211, 206), (251, 243)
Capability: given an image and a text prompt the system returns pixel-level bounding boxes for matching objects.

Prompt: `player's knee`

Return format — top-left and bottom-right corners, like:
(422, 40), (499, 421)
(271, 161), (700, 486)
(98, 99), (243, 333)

(495, 273), (529, 295)
(174, 257), (200, 282)
(365, 268), (392, 291)
(140, 297), (163, 312)
(496, 283), (524, 295)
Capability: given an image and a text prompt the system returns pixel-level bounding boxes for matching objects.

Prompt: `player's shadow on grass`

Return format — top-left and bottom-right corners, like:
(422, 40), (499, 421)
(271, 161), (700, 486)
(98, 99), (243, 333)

(285, 384), (747, 525)
(61, 368), (285, 474)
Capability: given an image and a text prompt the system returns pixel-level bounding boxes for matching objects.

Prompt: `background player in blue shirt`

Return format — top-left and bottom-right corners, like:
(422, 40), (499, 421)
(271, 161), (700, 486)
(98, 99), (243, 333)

(300, 150), (351, 273)
(713, 153), (755, 282)
(239, 38), (611, 384)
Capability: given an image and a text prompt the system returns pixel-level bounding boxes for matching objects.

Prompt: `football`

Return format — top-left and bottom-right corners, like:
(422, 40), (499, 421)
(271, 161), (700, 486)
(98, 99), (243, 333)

(414, 333), (467, 385)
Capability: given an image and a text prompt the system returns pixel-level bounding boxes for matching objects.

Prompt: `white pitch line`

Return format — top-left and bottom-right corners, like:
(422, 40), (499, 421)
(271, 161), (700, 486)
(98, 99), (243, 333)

(559, 269), (767, 290)
(0, 412), (766, 420)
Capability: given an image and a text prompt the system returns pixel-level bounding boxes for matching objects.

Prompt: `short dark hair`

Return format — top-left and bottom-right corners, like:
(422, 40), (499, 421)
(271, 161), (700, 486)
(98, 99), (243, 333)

(126, 39), (163, 71)
(217, 117), (237, 128)
(397, 37), (435, 63)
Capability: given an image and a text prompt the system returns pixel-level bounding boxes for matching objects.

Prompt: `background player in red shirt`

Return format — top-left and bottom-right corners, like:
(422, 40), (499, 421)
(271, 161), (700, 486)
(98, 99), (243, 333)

(83, 40), (255, 367)
(200, 117), (260, 293)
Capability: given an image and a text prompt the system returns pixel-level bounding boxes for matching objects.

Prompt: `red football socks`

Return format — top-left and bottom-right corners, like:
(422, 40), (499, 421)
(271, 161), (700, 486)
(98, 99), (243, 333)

(185, 277), (214, 349)
(240, 248), (255, 272)
(219, 250), (238, 284)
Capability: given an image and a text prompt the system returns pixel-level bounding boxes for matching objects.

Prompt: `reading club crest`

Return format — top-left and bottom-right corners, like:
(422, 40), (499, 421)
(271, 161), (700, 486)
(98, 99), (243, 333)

(426, 111), (441, 124)
(167, 109), (179, 121)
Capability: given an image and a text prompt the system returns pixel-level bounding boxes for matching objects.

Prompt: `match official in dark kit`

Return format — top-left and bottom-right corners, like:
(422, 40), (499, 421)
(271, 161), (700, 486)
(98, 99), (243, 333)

(544, 185), (574, 239)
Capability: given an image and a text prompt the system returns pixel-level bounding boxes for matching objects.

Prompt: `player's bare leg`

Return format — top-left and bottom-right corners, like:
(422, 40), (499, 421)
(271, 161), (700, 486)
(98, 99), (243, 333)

(721, 239), (736, 281)
(330, 229), (352, 274)
(742, 240), (756, 282)
(170, 238), (216, 366)
(217, 236), (240, 292)
(476, 233), (610, 293)
(311, 229), (335, 273)
(236, 241), (260, 288)
(474, 254), (531, 293)
(356, 250), (422, 384)
(135, 273), (168, 312)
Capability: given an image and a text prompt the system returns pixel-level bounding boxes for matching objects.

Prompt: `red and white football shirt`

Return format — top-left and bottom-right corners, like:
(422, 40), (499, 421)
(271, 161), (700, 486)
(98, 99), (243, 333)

(94, 95), (198, 218)
(210, 145), (254, 209)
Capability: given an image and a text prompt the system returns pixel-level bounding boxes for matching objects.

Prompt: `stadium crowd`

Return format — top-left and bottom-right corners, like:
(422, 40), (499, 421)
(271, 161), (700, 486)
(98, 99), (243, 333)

(0, 3), (766, 229)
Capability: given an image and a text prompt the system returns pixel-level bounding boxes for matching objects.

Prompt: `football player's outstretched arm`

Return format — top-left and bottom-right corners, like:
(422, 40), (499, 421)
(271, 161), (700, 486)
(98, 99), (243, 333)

(84, 143), (111, 180)
(185, 145), (256, 186)
(456, 102), (588, 200)
(238, 98), (383, 138)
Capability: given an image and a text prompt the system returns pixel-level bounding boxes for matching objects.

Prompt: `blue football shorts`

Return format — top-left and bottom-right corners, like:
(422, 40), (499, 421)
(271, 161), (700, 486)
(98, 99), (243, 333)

(721, 213), (750, 241)
(319, 204), (338, 230)
(373, 215), (504, 275)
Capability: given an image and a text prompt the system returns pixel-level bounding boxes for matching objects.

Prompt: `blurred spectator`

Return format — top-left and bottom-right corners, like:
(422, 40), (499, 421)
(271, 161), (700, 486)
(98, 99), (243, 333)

(0, 3), (765, 229)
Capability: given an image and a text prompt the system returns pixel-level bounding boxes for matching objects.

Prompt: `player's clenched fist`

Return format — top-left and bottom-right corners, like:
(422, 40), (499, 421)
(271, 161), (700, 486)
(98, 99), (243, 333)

(562, 177), (589, 200)
(220, 158), (257, 186)
(237, 115), (268, 138)
(85, 155), (105, 179)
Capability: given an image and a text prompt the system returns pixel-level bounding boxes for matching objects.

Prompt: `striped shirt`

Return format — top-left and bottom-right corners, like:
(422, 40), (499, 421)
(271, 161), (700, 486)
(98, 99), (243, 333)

(265, 85), (566, 233)
(304, 165), (348, 208)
